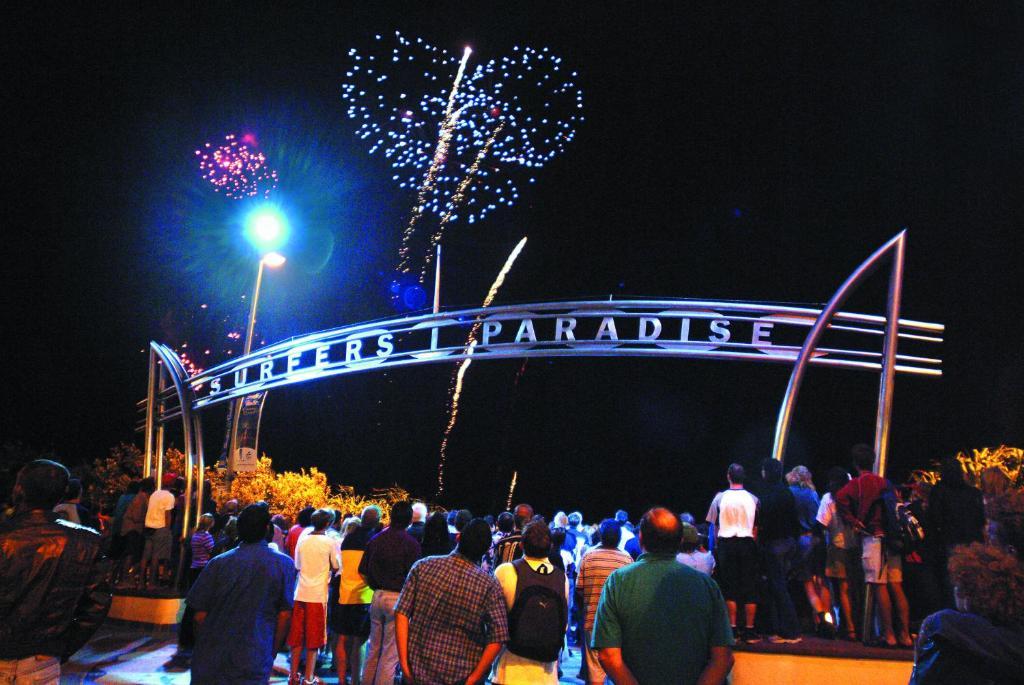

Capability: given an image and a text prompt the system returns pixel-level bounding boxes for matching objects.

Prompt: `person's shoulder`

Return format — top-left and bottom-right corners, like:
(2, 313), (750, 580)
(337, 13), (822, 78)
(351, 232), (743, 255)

(267, 545), (296, 568)
(55, 516), (102, 539)
(605, 558), (635, 580)
(610, 548), (634, 563)
(340, 531), (361, 550)
(494, 559), (514, 572)
(203, 550), (230, 570)
(493, 561), (516, 585)
(920, 609), (967, 639)
(465, 560), (502, 588)
(410, 554), (444, 572)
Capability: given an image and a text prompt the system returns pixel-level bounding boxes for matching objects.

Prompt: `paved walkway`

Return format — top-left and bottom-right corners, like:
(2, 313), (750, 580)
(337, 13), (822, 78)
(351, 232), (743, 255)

(62, 625), (587, 684)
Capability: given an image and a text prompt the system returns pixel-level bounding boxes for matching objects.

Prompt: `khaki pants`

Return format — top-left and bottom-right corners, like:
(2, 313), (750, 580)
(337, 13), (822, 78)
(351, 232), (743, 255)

(583, 629), (608, 684)
(0, 656), (59, 685)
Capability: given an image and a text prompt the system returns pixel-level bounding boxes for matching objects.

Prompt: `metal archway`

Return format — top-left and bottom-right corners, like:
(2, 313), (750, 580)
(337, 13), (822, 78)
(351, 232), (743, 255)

(142, 230), (942, 561)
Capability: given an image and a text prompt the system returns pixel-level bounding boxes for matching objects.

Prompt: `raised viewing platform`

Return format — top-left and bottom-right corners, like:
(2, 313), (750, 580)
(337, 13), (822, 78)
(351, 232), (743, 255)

(72, 591), (913, 684)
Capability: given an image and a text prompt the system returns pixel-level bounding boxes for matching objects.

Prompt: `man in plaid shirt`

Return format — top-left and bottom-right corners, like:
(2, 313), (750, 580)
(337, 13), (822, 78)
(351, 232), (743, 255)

(396, 519), (509, 685)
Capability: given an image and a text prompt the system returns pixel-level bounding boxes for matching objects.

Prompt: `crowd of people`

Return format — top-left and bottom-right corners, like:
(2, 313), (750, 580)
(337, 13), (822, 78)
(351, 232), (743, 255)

(0, 443), (1022, 684)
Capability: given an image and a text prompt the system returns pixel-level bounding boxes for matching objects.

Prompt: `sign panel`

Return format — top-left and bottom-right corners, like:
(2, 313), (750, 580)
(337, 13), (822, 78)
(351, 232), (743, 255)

(185, 300), (943, 411)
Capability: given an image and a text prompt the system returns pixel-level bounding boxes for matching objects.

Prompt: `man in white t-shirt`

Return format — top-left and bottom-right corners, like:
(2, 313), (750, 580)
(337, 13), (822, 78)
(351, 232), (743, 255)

(289, 509), (340, 685)
(491, 522), (569, 685)
(140, 485), (175, 587)
(706, 463), (760, 643)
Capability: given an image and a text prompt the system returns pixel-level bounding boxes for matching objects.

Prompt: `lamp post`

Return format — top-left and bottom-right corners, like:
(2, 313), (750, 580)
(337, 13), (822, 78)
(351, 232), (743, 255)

(227, 206), (288, 479)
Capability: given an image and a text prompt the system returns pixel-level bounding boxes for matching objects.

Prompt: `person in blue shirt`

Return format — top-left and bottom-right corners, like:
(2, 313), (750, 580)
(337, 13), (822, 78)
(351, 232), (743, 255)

(787, 465), (833, 637)
(187, 502), (296, 685)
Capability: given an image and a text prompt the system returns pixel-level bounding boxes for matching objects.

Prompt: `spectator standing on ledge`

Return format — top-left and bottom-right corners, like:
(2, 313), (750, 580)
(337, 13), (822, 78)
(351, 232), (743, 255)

(927, 458), (985, 605)
(816, 466), (859, 640)
(576, 519), (633, 685)
(289, 509), (340, 685)
(0, 460), (112, 685)
(359, 501), (421, 685)
(706, 463), (760, 643)
(396, 519), (509, 685)
(119, 476), (153, 586)
(757, 458), (803, 643)
(490, 521), (569, 684)
(140, 478), (175, 588)
(187, 503), (296, 685)
(787, 465), (833, 636)
(836, 444), (913, 647)
(592, 507), (734, 685)
(493, 503), (534, 566)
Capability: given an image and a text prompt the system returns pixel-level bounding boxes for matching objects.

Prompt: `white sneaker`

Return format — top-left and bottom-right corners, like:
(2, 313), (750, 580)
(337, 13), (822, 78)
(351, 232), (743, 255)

(768, 634), (803, 644)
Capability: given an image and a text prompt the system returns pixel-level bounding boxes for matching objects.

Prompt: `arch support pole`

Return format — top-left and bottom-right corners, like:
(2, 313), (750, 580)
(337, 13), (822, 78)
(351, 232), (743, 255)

(143, 349), (157, 478)
(150, 342), (202, 591)
(872, 233), (905, 477)
(772, 229), (908, 470)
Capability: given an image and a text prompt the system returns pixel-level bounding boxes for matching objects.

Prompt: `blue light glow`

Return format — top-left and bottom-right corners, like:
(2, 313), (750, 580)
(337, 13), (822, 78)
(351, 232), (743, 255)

(244, 205), (290, 253)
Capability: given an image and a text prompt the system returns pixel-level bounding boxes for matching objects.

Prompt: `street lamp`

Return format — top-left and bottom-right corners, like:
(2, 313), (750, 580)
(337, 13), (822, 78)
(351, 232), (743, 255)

(227, 207), (289, 478)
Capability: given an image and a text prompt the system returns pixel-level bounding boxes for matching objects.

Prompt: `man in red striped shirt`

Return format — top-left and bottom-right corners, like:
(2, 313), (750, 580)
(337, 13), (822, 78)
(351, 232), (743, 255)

(575, 519), (632, 685)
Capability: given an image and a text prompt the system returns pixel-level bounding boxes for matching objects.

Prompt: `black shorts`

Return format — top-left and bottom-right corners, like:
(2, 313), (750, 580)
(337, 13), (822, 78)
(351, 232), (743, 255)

(716, 536), (758, 604)
(122, 530), (144, 562)
(330, 603), (370, 638)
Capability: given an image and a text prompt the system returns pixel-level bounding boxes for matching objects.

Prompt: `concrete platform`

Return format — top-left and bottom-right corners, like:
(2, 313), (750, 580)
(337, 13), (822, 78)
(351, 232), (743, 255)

(105, 592), (184, 628)
(64, 623), (916, 684)
(733, 636), (913, 684)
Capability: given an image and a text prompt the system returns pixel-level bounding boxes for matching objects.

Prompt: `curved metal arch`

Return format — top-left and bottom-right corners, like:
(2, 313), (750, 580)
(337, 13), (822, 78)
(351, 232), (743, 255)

(772, 230), (907, 475)
(149, 342), (202, 579)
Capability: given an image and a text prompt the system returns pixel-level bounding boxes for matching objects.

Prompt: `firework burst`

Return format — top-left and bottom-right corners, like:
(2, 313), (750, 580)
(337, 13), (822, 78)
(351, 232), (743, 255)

(342, 32), (583, 226)
(195, 133), (279, 199)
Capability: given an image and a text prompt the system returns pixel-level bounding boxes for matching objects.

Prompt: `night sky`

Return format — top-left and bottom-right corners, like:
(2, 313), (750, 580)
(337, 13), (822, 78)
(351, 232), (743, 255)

(4, 4), (1022, 518)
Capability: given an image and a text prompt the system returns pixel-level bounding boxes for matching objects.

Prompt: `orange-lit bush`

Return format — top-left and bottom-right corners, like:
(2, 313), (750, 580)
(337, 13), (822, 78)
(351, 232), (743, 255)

(910, 445), (1023, 493)
(92, 447), (410, 523)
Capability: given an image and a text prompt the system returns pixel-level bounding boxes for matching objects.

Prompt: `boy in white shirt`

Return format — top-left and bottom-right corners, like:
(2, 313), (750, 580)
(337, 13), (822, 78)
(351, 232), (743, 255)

(706, 463), (760, 642)
(289, 509), (341, 685)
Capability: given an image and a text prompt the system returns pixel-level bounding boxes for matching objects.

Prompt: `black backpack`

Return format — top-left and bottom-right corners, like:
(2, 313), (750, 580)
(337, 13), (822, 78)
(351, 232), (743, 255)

(506, 558), (567, 662)
(879, 486), (925, 553)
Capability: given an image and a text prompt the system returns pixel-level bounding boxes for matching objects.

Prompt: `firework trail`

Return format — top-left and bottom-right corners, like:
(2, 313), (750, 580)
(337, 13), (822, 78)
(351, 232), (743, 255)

(397, 46), (472, 274)
(436, 236), (528, 496)
(419, 120), (506, 283)
(506, 471), (518, 510)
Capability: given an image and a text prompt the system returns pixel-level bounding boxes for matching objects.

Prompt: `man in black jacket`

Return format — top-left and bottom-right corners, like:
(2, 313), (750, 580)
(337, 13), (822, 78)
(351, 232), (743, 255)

(0, 460), (111, 683)
(756, 458), (803, 643)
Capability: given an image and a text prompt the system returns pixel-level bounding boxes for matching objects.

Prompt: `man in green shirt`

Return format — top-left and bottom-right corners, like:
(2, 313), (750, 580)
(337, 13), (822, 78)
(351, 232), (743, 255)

(592, 507), (734, 685)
